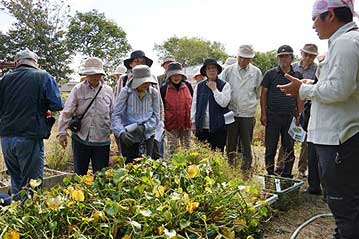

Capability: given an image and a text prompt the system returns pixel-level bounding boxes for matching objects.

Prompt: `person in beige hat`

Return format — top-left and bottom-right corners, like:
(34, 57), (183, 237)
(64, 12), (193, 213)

(112, 64), (127, 99)
(160, 62), (193, 154)
(112, 65), (160, 163)
(0, 48), (63, 199)
(292, 44), (319, 179)
(222, 57), (237, 69)
(57, 57), (114, 175)
(157, 56), (176, 86)
(220, 45), (262, 169)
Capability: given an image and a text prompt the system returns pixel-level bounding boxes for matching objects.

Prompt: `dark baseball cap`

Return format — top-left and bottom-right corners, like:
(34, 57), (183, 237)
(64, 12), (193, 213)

(277, 45), (294, 56)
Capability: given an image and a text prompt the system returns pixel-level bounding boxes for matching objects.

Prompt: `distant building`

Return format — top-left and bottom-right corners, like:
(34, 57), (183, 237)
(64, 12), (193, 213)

(60, 79), (79, 92)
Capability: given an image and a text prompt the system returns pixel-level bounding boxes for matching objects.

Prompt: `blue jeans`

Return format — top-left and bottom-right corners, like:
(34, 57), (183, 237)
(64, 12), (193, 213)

(1, 137), (44, 197)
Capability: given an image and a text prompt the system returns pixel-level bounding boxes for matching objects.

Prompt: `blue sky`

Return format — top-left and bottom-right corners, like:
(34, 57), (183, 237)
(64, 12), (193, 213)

(1, 0), (359, 76)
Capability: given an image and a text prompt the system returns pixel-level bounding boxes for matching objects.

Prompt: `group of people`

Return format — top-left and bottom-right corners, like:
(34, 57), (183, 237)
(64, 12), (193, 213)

(0, 0), (358, 237)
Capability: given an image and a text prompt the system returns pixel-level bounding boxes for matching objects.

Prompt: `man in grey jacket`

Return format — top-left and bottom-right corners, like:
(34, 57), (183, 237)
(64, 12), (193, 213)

(221, 45), (262, 169)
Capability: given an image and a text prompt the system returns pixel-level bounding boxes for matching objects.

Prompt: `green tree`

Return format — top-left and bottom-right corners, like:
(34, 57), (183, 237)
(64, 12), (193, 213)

(252, 50), (277, 74)
(1, 0), (73, 81)
(66, 10), (131, 72)
(154, 36), (228, 67)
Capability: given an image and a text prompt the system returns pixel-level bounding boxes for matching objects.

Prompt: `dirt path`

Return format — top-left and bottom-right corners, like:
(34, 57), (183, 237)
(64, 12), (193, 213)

(263, 190), (335, 239)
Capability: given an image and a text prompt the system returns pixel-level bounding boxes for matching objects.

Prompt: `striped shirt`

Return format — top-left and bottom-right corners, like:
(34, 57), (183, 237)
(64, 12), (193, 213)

(111, 85), (160, 139)
(261, 67), (302, 113)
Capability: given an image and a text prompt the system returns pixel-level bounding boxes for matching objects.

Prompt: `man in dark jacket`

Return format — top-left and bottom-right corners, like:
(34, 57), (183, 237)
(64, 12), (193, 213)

(0, 49), (63, 198)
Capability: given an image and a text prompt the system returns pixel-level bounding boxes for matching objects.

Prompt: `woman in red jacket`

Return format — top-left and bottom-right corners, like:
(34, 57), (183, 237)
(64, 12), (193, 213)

(160, 62), (193, 154)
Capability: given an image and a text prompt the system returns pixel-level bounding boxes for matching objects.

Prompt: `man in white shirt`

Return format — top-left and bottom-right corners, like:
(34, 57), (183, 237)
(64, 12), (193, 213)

(278, 1), (359, 237)
(221, 45), (262, 168)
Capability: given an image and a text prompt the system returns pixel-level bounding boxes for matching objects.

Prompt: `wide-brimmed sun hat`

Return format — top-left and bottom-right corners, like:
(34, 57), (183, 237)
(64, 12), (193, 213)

(124, 50), (153, 70)
(130, 65), (158, 89)
(161, 56), (176, 67)
(238, 45), (255, 58)
(15, 48), (39, 69)
(79, 57), (106, 76)
(301, 43), (319, 56)
(200, 58), (223, 76)
(112, 64), (127, 75)
(166, 62), (187, 81)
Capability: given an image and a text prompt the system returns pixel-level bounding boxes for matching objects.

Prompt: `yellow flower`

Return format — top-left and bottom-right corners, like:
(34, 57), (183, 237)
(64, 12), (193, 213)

(157, 226), (164, 235)
(122, 235), (131, 239)
(3, 230), (20, 239)
(46, 195), (62, 210)
(82, 173), (94, 185)
(66, 200), (75, 207)
(153, 185), (165, 198)
(186, 201), (199, 214)
(29, 178), (42, 189)
(71, 189), (85, 201)
(81, 217), (94, 223)
(221, 227), (235, 239)
(92, 210), (106, 222)
(189, 152), (199, 158)
(187, 165), (200, 179)
(105, 168), (114, 179)
(234, 218), (247, 231)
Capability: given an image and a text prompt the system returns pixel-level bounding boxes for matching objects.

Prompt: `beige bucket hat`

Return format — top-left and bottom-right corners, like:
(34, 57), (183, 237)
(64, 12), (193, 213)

(79, 57), (106, 76)
(130, 65), (158, 89)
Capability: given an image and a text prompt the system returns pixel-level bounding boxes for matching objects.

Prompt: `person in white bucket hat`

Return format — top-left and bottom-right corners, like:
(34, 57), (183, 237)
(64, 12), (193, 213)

(112, 65), (160, 163)
(220, 45), (262, 169)
(112, 64), (127, 100)
(278, 1), (359, 237)
(58, 57), (114, 175)
(0, 48), (63, 199)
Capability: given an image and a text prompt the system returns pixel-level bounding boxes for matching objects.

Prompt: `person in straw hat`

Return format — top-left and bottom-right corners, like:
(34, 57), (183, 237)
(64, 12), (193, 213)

(160, 62), (193, 153)
(221, 44), (262, 169)
(278, 1), (359, 237)
(58, 57), (113, 175)
(0, 48), (63, 199)
(112, 65), (160, 163)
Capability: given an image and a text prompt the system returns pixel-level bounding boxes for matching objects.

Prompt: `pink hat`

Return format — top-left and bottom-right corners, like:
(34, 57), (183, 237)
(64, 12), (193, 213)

(312, 0), (357, 18)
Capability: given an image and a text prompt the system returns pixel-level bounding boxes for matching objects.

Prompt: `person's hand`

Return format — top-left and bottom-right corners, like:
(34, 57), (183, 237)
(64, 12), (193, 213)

(207, 81), (217, 91)
(277, 74), (302, 97)
(120, 132), (135, 147)
(136, 124), (145, 135)
(58, 135), (67, 149)
(191, 122), (196, 132)
(302, 79), (315, 85)
(260, 113), (267, 127)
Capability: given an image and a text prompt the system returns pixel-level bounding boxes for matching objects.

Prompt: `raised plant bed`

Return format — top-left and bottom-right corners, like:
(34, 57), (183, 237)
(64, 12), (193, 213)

(255, 174), (304, 209)
(0, 168), (72, 194)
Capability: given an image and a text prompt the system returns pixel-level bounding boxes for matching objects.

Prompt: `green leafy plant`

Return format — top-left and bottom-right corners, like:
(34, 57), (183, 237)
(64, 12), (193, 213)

(0, 147), (272, 238)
